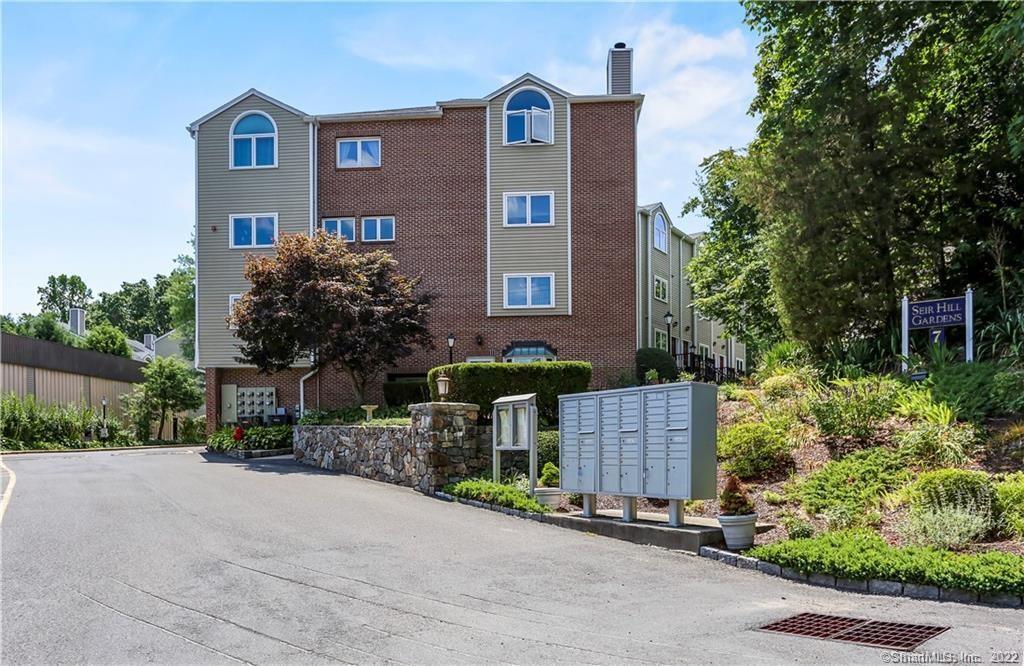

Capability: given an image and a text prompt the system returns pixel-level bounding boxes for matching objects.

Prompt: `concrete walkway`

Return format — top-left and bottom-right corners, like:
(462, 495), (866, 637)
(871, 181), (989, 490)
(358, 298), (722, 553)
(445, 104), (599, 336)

(2, 448), (1020, 664)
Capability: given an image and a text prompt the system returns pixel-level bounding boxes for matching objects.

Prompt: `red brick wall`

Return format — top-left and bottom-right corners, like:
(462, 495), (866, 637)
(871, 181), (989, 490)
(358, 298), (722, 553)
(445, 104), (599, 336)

(206, 99), (637, 427)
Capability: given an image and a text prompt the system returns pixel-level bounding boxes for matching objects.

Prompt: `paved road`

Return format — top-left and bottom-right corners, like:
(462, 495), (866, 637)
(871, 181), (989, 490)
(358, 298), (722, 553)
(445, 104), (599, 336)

(2, 449), (1021, 664)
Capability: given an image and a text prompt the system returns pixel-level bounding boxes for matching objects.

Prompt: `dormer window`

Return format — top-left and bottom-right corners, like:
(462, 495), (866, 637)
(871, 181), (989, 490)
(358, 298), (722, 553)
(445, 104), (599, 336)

(230, 111), (277, 169)
(504, 88), (553, 145)
(654, 212), (669, 253)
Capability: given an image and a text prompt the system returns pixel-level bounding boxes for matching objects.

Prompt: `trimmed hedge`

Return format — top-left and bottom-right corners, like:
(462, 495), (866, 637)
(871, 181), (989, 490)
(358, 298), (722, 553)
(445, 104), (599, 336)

(427, 362), (591, 424)
(444, 479), (550, 513)
(207, 425), (292, 452)
(750, 530), (1024, 597)
(635, 348), (677, 383)
(383, 380), (430, 407)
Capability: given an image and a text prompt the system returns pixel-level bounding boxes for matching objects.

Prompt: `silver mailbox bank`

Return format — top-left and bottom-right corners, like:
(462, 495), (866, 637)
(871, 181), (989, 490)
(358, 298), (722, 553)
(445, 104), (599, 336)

(558, 382), (718, 525)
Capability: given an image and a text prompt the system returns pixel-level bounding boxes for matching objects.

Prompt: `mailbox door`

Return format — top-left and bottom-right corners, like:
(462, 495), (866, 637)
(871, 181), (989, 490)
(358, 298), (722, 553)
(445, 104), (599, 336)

(560, 396), (598, 492)
(599, 391), (640, 495)
(665, 386), (691, 498)
(641, 389), (669, 497)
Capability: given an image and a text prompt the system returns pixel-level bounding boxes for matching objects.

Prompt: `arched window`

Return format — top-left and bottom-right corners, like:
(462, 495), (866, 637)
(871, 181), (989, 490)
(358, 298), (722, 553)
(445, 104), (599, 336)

(654, 212), (669, 253)
(230, 111), (277, 168)
(504, 88), (553, 145)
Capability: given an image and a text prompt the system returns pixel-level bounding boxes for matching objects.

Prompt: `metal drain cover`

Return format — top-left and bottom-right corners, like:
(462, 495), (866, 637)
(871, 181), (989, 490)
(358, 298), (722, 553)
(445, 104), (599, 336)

(761, 613), (949, 651)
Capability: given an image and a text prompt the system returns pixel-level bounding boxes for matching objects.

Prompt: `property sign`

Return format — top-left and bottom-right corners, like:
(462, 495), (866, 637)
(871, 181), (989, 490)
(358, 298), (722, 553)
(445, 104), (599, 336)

(908, 297), (967, 330)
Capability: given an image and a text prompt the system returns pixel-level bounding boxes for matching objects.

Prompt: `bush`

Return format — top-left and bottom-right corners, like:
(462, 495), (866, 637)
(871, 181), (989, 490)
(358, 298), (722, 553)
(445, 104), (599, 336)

(763, 490), (787, 505)
(178, 416), (206, 444)
(719, 475), (755, 515)
(635, 348), (677, 384)
(0, 392), (136, 449)
(241, 425), (294, 450)
(909, 469), (995, 516)
(718, 421), (792, 479)
(927, 361), (1001, 422)
(718, 383), (744, 401)
(207, 427), (238, 452)
(900, 504), (993, 550)
(298, 405), (410, 426)
(809, 377), (902, 439)
(780, 515), (815, 539)
(896, 421), (978, 468)
(992, 370), (1024, 415)
(539, 462), (560, 488)
(756, 341), (810, 378)
(444, 479), (550, 513)
(797, 447), (909, 519)
(382, 380), (430, 407)
(761, 373), (806, 399)
(427, 362), (591, 424)
(537, 430), (559, 469)
(83, 323), (131, 358)
(895, 387), (957, 425)
(995, 472), (1024, 539)
(749, 530), (1024, 597)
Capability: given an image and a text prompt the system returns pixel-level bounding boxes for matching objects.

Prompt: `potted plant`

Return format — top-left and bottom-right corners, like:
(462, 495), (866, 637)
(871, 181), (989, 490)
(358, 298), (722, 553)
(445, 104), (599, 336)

(718, 475), (757, 550)
(533, 462), (562, 508)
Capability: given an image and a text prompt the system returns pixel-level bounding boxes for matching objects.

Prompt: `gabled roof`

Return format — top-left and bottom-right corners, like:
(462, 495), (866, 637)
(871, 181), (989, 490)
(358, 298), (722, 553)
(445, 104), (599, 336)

(187, 89), (308, 135)
(639, 202), (698, 243)
(485, 73), (574, 100)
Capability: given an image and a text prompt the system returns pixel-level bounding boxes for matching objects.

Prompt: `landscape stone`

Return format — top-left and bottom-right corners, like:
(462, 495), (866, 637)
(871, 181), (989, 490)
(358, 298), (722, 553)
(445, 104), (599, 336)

(904, 583), (940, 600)
(867, 580), (903, 596)
(757, 561), (782, 576)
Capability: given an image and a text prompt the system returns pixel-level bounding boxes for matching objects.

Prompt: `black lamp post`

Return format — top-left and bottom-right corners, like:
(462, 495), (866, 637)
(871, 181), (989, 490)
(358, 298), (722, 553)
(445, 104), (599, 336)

(446, 333), (456, 364)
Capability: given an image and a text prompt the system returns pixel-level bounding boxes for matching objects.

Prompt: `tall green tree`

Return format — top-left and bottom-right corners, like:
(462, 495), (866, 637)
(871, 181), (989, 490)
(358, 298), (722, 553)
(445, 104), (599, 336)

(742, 1), (1024, 353)
(37, 274), (91, 320)
(140, 356), (203, 440)
(683, 149), (781, 358)
(13, 313), (78, 346)
(162, 253), (196, 360)
(83, 323), (131, 358)
(89, 277), (172, 341)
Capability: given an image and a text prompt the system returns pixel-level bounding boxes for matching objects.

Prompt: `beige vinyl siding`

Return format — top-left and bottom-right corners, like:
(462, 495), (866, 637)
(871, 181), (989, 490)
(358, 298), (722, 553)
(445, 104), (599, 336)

(648, 211), (671, 347)
(2, 364), (135, 418)
(677, 234), (695, 347)
(3, 363), (29, 396)
(196, 95), (311, 368)
(488, 81), (570, 316)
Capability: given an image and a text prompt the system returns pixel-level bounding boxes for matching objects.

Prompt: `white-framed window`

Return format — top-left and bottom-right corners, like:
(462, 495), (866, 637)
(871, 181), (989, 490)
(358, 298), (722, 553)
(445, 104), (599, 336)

(503, 273), (554, 309)
(504, 87), (553, 145)
(736, 358), (745, 372)
(322, 218), (355, 242)
(699, 344), (711, 359)
(230, 111), (277, 169)
(362, 216), (395, 242)
(503, 192), (553, 226)
(654, 276), (669, 303)
(336, 137), (381, 168)
(228, 294), (242, 329)
(654, 328), (669, 352)
(229, 213), (277, 248)
(654, 212), (669, 253)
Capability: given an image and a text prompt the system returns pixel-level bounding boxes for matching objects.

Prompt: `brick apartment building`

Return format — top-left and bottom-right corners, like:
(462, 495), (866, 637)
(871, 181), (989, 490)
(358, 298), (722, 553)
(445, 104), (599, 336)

(189, 44), (744, 430)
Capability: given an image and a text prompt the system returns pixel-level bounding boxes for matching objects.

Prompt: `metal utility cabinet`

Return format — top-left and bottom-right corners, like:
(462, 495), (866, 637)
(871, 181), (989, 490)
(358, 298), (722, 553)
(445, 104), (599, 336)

(559, 382), (718, 525)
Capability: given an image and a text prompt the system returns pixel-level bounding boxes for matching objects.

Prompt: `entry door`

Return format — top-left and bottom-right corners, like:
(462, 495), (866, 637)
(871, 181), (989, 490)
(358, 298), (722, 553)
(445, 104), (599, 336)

(598, 392), (640, 495)
(560, 396), (597, 492)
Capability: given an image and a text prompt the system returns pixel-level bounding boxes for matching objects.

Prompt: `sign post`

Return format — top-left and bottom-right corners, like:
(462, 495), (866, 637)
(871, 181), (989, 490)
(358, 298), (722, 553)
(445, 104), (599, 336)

(902, 291), (974, 373)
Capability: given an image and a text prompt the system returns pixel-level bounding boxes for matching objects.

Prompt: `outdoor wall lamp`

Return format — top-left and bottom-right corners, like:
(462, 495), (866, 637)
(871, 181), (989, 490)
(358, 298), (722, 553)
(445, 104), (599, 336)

(446, 332), (456, 364)
(435, 373), (451, 402)
(664, 312), (674, 328)
(475, 334), (484, 346)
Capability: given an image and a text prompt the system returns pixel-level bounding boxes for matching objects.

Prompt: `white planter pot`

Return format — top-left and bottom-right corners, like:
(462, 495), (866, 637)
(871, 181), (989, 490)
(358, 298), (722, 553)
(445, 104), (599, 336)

(718, 513), (757, 550)
(533, 487), (562, 509)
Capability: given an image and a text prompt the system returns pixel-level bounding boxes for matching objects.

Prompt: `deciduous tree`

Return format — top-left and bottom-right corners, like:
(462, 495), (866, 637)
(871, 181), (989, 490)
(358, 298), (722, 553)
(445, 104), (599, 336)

(140, 356), (203, 440)
(37, 274), (91, 320)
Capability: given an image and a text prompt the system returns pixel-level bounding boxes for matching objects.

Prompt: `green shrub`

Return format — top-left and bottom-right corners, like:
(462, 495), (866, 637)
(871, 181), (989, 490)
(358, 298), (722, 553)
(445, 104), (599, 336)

(427, 362), (591, 424)
(444, 479), (550, 513)
(537, 430), (559, 469)
(895, 387), (957, 425)
(927, 361), (1001, 422)
(809, 377), (902, 439)
(718, 421), (792, 479)
(298, 405), (410, 426)
(763, 490), (787, 505)
(0, 392), (136, 449)
(761, 373), (805, 399)
(207, 428), (238, 452)
(756, 341), (810, 378)
(718, 383), (744, 401)
(900, 503), (993, 550)
(896, 421), (978, 468)
(240, 426), (294, 450)
(995, 472), (1024, 539)
(178, 416), (206, 444)
(797, 447), (909, 519)
(909, 469), (995, 516)
(749, 530), (1024, 597)
(539, 462), (560, 488)
(382, 380), (430, 407)
(719, 475), (755, 515)
(634, 348), (677, 385)
(993, 370), (1024, 415)
(780, 515), (815, 540)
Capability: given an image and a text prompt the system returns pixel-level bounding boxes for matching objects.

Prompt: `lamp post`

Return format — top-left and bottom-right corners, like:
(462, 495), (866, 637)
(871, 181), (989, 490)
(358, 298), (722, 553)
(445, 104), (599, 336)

(435, 372), (450, 403)
(100, 396), (109, 440)
(446, 332), (456, 365)
(664, 312), (674, 356)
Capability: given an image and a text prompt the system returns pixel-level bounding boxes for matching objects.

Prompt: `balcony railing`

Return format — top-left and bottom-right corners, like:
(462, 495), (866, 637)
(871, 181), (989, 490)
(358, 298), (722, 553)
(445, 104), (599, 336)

(675, 352), (743, 384)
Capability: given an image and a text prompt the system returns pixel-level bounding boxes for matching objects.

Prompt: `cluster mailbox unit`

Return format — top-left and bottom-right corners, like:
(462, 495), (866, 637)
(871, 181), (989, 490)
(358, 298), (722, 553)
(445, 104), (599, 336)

(559, 382), (718, 525)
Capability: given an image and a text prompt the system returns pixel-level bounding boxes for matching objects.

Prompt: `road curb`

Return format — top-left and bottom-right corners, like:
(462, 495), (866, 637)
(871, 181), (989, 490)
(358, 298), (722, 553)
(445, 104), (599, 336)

(1, 444), (201, 456)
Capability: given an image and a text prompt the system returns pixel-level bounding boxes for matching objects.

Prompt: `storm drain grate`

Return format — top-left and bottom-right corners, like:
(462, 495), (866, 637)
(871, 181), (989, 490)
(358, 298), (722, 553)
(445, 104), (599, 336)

(760, 613), (949, 651)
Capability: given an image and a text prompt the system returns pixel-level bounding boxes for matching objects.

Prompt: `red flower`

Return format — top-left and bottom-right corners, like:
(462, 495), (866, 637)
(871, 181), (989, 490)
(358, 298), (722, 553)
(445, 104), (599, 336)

(233, 426), (244, 442)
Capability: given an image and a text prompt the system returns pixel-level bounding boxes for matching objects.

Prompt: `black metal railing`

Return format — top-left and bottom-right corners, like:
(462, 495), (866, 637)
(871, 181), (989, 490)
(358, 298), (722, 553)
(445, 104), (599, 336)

(675, 352), (744, 384)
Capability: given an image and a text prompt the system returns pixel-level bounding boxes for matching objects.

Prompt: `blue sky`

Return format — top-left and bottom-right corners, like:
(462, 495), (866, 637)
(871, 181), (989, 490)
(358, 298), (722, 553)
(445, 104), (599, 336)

(2, 2), (758, 316)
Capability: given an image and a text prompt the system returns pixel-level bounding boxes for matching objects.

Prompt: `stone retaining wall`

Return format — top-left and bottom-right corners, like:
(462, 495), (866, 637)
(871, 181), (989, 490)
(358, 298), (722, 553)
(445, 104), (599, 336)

(293, 402), (490, 493)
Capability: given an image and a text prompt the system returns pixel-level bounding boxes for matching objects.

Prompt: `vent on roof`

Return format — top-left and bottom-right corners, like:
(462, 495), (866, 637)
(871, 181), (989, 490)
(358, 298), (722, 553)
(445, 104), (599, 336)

(607, 42), (632, 95)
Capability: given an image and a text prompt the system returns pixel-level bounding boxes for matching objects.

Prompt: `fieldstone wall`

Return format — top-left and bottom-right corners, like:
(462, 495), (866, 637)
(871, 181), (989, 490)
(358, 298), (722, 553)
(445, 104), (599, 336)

(293, 402), (491, 493)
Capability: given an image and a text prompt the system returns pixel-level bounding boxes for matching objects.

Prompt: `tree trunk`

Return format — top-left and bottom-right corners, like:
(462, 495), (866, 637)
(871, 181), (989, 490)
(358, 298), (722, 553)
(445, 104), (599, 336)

(157, 408), (167, 441)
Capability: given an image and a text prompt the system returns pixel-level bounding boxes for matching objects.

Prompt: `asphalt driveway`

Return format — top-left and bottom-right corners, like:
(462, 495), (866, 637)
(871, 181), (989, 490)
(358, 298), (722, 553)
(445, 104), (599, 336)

(2, 448), (1021, 664)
